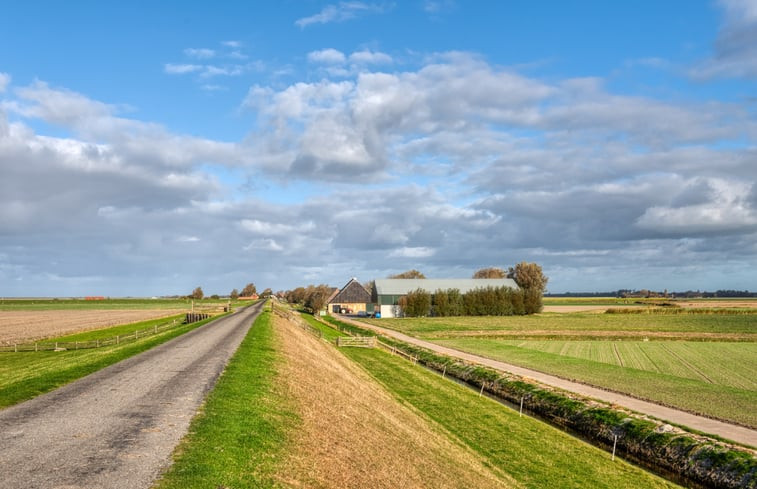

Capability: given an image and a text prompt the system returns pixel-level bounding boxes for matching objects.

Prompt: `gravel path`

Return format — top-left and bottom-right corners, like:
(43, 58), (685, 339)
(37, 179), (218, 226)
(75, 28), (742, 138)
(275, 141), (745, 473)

(0, 302), (263, 489)
(338, 316), (757, 448)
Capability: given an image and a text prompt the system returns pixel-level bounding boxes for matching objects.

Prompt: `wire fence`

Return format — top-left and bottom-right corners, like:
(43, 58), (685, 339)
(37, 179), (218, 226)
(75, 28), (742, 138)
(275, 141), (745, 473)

(1, 317), (189, 353)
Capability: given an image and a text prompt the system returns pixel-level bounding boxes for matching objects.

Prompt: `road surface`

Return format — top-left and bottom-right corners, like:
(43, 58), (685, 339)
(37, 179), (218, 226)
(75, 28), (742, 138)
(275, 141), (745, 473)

(337, 315), (757, 448)
(0, 302), (263, 489)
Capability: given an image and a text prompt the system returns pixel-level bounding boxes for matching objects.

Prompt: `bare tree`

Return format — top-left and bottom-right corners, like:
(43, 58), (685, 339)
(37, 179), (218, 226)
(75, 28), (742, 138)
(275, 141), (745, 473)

(389, 269), (426, 279)
(472, 267), (506, 278)
(241, 283), (257, 297)
(190, 286), (204, 300)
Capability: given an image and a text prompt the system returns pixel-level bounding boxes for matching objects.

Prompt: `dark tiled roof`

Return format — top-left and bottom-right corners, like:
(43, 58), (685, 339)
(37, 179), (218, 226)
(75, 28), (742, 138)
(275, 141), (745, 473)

(329, 278), (371, 303)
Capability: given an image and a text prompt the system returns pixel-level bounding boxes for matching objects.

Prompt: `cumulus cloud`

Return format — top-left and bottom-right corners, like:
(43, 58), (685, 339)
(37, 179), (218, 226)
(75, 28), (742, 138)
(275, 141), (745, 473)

(307, 48), (347, 64)
(0, 72), (10, 92)
(165, 63), (204, 74)
(184, 48), (216, 59)
(295, 2), (390, 28)
(691, 0), (757, 79)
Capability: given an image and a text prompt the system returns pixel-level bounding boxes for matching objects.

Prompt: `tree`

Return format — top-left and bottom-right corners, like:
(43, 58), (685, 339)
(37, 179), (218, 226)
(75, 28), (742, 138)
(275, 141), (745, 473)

(190, 286), (204, 300)
(510, 262), (548, 314)
(389, 269), (426, 279)
(304, 284), (333, 314)
(399, 288), (431, 317)
(472, 267), (506, 278)
(511, 262), (548, 292)
(261, 288), (273, 298)
(241, 283), (257, 297)
(230, 288), (239, 300)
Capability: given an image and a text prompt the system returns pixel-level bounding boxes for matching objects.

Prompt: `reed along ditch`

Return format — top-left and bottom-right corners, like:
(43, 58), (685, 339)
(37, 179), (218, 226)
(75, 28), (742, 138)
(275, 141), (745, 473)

(324, 317), (757, 489)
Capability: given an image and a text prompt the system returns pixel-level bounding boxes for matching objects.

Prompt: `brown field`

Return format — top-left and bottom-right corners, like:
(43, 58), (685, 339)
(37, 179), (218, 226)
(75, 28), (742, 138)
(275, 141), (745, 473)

(544, 300), (757, 313)
(274, 314), (511, 488)
(0, 310), (186, 345)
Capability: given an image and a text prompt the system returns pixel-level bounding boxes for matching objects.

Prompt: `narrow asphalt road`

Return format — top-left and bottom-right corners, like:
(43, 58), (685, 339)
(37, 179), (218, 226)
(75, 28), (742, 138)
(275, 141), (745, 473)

(0, 302), (264, 489)
(337, 315), (757, 448)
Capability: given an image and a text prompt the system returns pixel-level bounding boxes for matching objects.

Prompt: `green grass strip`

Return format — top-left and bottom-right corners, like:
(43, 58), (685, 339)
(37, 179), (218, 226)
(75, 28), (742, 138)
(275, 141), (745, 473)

(154, 310), (297, 489)
(342, 347), (679, 489)
(436, 338), (757, 428)
(0, 315), (221, 409)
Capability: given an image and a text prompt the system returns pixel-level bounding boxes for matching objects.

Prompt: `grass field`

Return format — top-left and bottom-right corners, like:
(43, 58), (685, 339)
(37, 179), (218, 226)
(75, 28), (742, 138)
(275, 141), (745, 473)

(363, 311), (757, 428)
(0, 314), (221, 409)
(364, 312), (757, 337)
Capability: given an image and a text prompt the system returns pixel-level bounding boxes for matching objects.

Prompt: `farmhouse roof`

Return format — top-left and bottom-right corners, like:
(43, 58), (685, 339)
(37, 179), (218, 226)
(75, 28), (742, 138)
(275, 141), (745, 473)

(329, 278), (372, 303)
(374, 278), (519, 296)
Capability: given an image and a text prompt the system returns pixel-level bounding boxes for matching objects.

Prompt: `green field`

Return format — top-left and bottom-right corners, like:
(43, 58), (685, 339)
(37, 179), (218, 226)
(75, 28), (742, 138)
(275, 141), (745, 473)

(0, 297), (231, 311)
(0, 314), (221, 409)
(365, 312), (757, 337)
(363, 312), (757, 428)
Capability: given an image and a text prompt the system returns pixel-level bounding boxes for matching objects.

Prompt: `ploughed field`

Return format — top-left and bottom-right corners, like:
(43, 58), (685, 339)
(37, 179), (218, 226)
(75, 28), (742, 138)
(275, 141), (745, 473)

(0, 310), (188, 345)
(364, 307), (757, 429)
(0, 298), (229, 345)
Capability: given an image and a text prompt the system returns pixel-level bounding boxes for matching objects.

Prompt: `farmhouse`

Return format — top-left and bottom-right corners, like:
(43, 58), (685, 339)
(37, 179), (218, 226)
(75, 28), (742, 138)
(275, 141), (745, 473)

(328, 278), (373, 315)
(373, 278), (519, 318)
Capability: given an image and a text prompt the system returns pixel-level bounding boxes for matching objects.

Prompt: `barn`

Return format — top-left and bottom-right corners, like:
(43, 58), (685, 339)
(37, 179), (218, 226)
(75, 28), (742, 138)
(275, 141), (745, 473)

(328, 278), (374, 315)
(373, 278), (519, 318)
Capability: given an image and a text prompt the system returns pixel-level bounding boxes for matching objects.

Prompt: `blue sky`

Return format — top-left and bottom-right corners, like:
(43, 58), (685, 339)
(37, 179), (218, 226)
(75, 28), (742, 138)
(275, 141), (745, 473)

(1, 1), (756, 296)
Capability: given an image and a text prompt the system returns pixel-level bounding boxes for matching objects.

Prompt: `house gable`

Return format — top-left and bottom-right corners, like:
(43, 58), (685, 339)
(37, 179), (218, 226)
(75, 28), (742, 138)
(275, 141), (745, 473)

(329, 278), (371, 304)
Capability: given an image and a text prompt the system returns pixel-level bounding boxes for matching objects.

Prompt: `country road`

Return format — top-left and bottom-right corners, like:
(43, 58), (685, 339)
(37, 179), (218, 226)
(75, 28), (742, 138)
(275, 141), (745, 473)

(336, 315), (757, 448)
(0, 302), (264, 489)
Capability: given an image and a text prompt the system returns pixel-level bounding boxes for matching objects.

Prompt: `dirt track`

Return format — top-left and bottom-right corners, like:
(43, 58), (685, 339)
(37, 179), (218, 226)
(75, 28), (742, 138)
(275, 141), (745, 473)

(338, 315), (757, 448)
(0, 310), (187, 345)
(0, 303), (263, 489)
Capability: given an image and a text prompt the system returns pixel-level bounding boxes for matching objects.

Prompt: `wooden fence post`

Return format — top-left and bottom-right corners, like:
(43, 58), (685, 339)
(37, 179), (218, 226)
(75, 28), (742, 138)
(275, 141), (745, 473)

(520, 396), (524, 417)
(612, 435), (618, 461)
(479, 383), (485, 397)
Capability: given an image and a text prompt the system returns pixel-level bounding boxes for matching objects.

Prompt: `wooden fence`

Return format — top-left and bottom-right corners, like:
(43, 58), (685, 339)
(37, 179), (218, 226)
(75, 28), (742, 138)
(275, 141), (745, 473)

(0, 318), (187, 353)
(336, 336), (376, 348)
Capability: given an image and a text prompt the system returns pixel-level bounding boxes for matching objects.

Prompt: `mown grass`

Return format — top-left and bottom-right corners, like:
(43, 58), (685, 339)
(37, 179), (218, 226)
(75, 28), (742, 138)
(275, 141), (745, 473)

(299, 313), (346, 342)
(365, 312), (757, 337)
(499, 340), (757, 390)
(0, 315), (221, 409)
(48, 314), (186, 342)
(342, 346), (679, 489)
(435, 338), (757, 428)
(154, 310), (297, 489)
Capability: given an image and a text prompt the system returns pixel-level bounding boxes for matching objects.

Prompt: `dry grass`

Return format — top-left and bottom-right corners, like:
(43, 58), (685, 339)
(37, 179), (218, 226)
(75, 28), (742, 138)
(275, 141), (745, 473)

(0, 310), (186, 344)
(273, 314), (515, 489)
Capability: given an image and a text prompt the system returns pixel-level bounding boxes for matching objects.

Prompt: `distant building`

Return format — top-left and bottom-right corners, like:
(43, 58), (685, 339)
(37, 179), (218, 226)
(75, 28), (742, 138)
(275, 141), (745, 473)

(328, 278), (373, 315)
(373, 278), (519, 318)
(238, 294), (259, 300)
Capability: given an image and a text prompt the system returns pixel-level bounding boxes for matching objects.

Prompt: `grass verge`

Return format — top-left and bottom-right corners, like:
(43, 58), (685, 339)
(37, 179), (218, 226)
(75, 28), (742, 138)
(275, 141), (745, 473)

(0, 314), (223, 409)
(153, 309), (297, 489)
(340, 346), (678, 489)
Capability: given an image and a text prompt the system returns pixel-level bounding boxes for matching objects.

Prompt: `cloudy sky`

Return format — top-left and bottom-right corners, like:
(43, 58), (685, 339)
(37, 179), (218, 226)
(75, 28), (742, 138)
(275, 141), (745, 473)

(1, 1), (756, 296)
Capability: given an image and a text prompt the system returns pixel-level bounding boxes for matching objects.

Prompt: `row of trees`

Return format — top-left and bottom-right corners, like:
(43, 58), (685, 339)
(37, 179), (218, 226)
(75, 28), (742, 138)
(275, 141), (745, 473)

(393, 262), (548, 317)
(188, 282), (273, 301)
(284, 284), (334, 314)
(400, 285), (543, 317)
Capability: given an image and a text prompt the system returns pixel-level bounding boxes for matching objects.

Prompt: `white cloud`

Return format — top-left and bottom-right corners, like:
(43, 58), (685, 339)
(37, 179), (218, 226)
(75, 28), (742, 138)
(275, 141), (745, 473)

(222, 40), (242, 48)
(295, 2), (390, 28)
(349, 50), (392, 65)
(307, 48), (347, 64)
(184, 48), (216, 59)
(0, 72), (10, 92)
(164, 63), (204, 74)
(691, 0), (757, 79)
(389, 246), (436, 258)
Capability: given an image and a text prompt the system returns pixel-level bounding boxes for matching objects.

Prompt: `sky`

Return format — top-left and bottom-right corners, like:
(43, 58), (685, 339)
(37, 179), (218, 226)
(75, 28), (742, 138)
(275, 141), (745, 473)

(1, 1), (756, 297)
